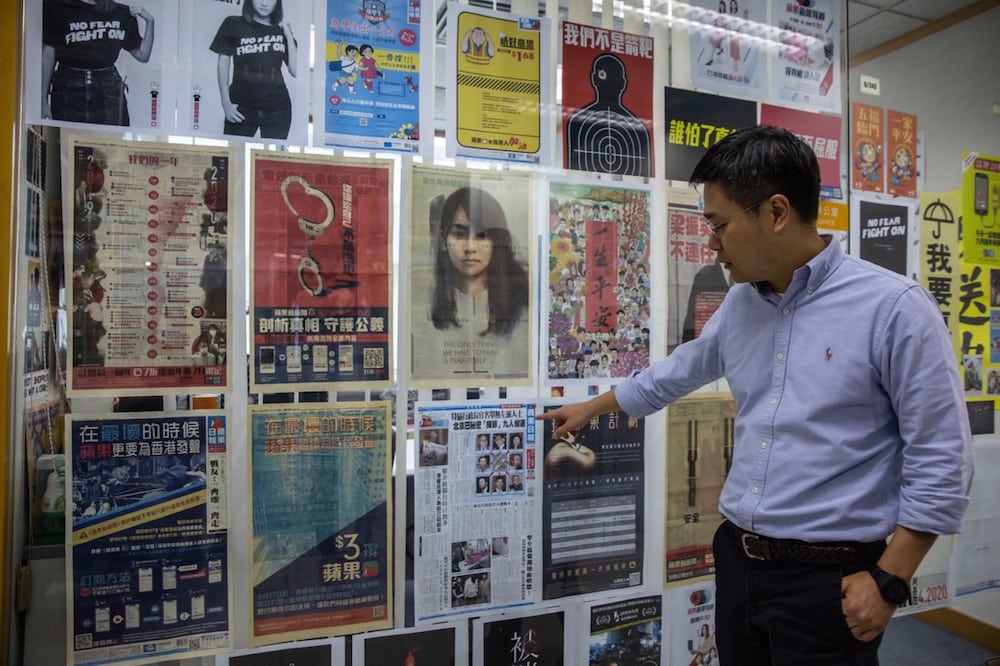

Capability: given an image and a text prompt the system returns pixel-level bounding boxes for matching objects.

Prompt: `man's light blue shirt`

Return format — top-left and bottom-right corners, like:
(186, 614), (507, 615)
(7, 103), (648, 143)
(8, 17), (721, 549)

(615, 240), (973, 542)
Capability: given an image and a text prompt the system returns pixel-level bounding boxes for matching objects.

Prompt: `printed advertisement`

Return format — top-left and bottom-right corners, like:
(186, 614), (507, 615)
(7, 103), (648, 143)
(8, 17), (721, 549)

(886, 110), (918, 199)
(768, 0), (841, 113)
(851, 102), (885, 193)
(25, 0), (177, 132)
(538, 405), (644, 600)
(546, 180), (651, 383)
(250, 152), (392, 391)
(585, 594), (662, 666)
(68, 412), (230, 664)
(408, 165), (535, 388)
(668, 207), (728, 354)
(560, 21), (654, 177)
(962, 151), (1000, 266)
(665, 394), (735, 584)
(663, 86), (757, 182)
(855, 198), (912, 277)
(446, 4), (551, 164)
(666, 582), (718, 666)
(473, 609), (566, 666)
(248, 402), (393, 645)
(919, 191), (961, 362)
(760, 104), (843, 199)
(413, 402), (540, 622)
(351, 624), (464, 666)
(65, 135), (233, 395)
(687, 0), (766, 100)
(316, 0), (423, 152)
(176, 0), (311, 144)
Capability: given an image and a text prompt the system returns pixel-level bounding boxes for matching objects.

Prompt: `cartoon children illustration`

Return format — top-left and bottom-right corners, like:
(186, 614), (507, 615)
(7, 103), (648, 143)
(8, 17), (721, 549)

(332, 40), (359, 94)
(357, 44), (384, 93)
(461, 26), (495, 60)
(855, 140), (882, 182)
(890, 146), (914, 186)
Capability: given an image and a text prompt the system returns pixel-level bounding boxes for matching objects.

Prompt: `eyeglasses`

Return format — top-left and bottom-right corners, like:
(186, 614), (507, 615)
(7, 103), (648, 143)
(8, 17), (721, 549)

(704, 195), (773, 237)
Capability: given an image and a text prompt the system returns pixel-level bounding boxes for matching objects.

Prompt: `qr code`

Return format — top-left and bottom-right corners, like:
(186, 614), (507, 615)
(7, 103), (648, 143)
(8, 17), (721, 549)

(629, 572), (641, 585)
(187, 637), (201, 649)
(363, 347), (385, 369)
(373, 605), (385, 618)
(359, 118), (368, 127)
(74, 634), (93, 650)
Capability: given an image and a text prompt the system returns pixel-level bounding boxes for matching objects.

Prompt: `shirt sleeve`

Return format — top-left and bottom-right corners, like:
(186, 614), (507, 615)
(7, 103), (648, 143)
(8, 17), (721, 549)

(122, 12), (141, 52)
(209, 16), (237, 56)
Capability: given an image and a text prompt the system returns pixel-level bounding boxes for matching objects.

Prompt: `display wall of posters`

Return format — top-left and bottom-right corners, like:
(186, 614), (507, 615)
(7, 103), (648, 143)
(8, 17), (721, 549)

(248, 402), (392, 645)
(250, 152), (392, 392)
(560, 21), (654, 177)
(851, 102), (885, 193)
(538, 405), (644, 600)
(768, 0), (841, 113)
(664, 87), (757, 182)
(855, 198), (911, 277)
(315, 0), (423, 152)
(667, 207), (728, 354)
(919, 190), (961, 362)
(407, 165), (535, 388)
(177, 0), (311, 144)
(584, 594), (662, 666)
(546, 180), (651, 384)
(686, 0), (766, 100)
(25, 0), (178, 132)
(65, 136), (233, 396)
(413, 402), (540, 622)
(760, 104), (843, 199)
(665, 394), (735, 584)
(67, 412), (231, 665)
(666, 581), (717, 666)
(217, 637), (345, 666)
(473, 608), (566, 666)
(446, 4), (551, 164)
(886, 110), (918, 199)
(962, 151), (1000, 266)
(352, 624), (466, 666)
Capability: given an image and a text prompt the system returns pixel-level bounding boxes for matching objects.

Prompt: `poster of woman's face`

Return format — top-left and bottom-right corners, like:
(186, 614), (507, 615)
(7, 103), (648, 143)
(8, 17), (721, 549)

(407, 165), (536, 388)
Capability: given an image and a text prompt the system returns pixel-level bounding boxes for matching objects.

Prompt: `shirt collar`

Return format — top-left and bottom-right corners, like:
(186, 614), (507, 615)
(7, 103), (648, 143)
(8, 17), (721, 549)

(752, 234), (841, 298)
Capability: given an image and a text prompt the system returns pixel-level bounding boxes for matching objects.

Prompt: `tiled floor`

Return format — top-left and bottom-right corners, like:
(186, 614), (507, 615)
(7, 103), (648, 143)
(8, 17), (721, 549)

(880, 615), (999, 665)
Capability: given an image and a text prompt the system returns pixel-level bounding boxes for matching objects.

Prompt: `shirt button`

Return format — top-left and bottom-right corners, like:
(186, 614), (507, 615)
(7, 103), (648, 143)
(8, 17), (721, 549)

(769, 398), (777, 405)
(752, 487), (759, 494)
(776, 353), (785, 360)
(783, 308), (791, 315)
(760, 441), (767, 448)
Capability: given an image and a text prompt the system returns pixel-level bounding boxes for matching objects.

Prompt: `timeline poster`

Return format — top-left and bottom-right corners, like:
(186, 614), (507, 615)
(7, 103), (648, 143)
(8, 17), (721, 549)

(665, 394), (735, 584)
(248, 402), (393, 645)
(768, 0), (841, 114)
(250, 152), (392, 392)
(538, 404), (645, 600)
(962, 151), (1000, 266)
(65, 135), (234, 396)
(546, 180), (652, 383)
(407, 165), (535, 388)
(446, 3), (551, 164)
(760, 104), (843, 199)
(686, 0), (766, 101)
(473, 609), (566, 666)
(316, 0), (423, 152)
(67, 412), (231, 665)
(584, 594), (662, 666)
(665, 581), (717, 666)
(663, 86), (756, 182)
(560, 21), (654, 178)
(413, 402), (540, 623)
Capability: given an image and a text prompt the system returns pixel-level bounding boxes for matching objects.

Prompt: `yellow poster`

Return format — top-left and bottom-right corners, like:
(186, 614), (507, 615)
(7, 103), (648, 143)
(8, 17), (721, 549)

(918, 191), (961, 362)
(961, 151), (1000, 265)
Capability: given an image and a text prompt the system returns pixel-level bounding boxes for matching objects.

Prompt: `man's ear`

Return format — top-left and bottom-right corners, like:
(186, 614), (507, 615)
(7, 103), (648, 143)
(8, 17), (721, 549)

(767, 194), (792, 234)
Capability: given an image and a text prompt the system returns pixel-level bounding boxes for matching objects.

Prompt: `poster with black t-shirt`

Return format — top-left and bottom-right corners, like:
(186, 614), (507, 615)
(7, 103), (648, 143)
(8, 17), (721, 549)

(26, 0), (178, 132)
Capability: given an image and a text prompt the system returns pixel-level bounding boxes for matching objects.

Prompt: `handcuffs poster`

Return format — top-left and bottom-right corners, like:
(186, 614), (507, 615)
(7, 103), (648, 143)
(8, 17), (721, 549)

(412, 402), (541, 623)
(537, 403), (645, 600)
(247, 402), (393, 645)
(767, 0), (841, 114)
(66, 412), (231, 665)
(315, 0), (424, 153)
(407, 164), (536, 389)
(65, 135), (234, 396)
(664, 393), (735, 584)
(545, 179), (652, 384)
(445, 3), (552, 165)
(25, 0), (178, 133)
(250, 151), (392, 392)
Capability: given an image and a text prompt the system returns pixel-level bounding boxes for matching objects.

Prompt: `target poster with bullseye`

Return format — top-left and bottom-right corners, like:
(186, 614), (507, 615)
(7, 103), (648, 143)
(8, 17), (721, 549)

(560, 21), (655, 178)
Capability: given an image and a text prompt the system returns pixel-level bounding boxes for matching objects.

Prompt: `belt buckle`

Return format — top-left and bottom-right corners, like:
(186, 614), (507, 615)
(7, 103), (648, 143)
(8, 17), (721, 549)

(740, 532), (768, 560)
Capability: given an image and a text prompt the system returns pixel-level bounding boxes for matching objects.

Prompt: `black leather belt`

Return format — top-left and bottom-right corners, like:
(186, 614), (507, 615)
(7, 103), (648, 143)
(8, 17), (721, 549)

(729, 522), (884, 565)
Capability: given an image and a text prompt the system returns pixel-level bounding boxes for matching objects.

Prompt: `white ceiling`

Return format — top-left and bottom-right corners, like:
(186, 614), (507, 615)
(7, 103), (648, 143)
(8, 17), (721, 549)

(843, 0), (987, 59)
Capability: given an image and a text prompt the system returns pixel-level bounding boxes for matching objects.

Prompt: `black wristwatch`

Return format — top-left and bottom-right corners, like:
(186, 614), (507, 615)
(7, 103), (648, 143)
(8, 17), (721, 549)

(870, 566), (911, 605)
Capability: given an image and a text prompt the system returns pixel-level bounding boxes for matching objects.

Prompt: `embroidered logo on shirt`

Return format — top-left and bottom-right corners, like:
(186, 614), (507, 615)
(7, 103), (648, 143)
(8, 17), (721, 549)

(825, 348), (833, 361)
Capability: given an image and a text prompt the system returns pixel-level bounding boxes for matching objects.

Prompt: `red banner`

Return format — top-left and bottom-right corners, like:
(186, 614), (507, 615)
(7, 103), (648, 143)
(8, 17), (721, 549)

(585, 219), (618, 334)
(887, 109), (918, 199)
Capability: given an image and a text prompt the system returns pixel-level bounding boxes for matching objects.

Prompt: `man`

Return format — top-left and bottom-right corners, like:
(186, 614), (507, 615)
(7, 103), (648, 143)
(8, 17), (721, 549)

(539, 125), (973, 664)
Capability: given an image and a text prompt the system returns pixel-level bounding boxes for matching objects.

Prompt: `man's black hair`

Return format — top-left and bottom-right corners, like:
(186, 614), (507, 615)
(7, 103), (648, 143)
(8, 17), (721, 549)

(689, 125), (821, 224)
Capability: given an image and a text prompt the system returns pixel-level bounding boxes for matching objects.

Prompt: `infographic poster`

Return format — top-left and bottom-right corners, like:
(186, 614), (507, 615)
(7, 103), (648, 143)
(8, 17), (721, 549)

(687, 0), (766, 100)
(248, 403), (393, 645)
(962, 152), (1000, 266)
(250, 152), (393, 391)
(768, 0), (841, 113)
(68, 412), (231, 665)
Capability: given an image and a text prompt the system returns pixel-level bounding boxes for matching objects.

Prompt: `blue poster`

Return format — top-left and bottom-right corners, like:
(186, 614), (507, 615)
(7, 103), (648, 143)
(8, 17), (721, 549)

(318, 0), (423, 152)
(68, 413), (230, 665)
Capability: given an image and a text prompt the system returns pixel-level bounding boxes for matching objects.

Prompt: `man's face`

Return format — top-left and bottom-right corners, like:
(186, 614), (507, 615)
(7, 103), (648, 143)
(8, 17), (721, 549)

(702, 182), (773, 286)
